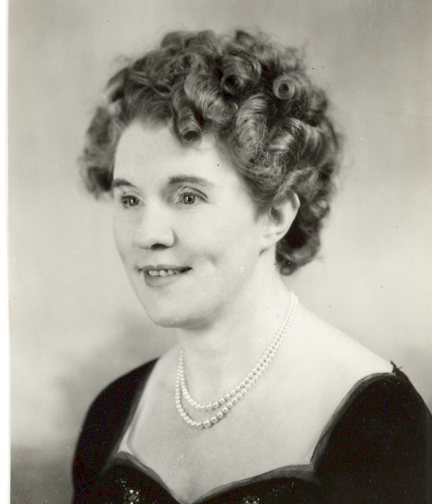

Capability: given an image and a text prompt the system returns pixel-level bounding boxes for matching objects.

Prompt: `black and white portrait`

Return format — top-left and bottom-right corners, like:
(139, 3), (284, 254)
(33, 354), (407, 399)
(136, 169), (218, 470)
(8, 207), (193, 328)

(9, 1), (432, 503)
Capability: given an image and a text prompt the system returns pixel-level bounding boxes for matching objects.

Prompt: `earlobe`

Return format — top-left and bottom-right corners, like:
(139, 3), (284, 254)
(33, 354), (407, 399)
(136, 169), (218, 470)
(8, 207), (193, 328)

(261, 192), (300, 248)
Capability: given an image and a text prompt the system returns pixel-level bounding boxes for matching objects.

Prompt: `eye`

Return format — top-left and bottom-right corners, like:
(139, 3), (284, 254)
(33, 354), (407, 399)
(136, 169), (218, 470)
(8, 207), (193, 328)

(120, 194), (141, 208)
(182, 193), (196, 205)
(176, 188), (206, 206)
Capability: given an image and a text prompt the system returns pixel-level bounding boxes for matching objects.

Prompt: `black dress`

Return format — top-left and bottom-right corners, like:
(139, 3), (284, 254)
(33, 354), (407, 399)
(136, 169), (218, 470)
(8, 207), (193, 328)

(72, 361), (432, 504)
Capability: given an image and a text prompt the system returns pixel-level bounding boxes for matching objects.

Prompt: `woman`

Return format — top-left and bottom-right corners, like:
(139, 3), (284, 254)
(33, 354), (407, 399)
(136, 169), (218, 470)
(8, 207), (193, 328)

(73, 30), (431, 503)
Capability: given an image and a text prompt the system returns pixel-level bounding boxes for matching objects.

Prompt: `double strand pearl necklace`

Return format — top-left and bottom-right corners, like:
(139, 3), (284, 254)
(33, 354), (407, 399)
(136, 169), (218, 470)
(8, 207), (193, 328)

(175, 292), (298, 429)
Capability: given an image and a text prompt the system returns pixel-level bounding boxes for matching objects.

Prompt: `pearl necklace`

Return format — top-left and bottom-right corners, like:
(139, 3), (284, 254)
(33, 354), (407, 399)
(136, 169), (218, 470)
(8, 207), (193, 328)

(175, 293), (298, 429)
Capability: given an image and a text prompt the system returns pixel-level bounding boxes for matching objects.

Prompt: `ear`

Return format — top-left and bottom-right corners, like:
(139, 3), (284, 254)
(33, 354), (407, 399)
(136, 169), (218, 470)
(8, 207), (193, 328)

(260, 192), (300, 250)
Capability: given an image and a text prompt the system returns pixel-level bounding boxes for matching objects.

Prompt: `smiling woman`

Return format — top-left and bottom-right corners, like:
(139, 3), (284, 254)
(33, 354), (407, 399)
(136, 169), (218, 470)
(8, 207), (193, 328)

(73, 30), (431, 504)
(112, 124), (294, 329)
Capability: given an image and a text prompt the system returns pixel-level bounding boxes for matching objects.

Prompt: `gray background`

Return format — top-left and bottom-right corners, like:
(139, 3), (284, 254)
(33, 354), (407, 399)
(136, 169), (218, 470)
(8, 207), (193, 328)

(9, 0), (432, 503)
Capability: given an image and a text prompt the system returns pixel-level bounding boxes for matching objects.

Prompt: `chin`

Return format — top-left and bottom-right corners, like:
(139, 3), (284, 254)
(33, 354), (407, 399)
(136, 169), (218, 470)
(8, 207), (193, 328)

(143, 301), (203, 329)
(144, 306), (197, 328)
(147, 313), (188, 329)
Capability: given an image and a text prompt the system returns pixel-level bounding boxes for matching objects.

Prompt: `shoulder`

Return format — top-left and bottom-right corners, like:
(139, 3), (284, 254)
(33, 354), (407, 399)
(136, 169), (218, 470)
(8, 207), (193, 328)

(315, 367), (432, 503)
(321, 367), (432, 455)
(84, 359), (158, 420)
(283, 303), (426, 441)
(291, 303), (392, 393)
(76, 358), (158, 446)
(72, 359), (157, 501)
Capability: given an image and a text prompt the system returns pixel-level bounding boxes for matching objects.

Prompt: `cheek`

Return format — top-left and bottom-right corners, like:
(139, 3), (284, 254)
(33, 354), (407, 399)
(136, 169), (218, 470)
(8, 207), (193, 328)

(188, 220), (260, 272)
(113, 215), (133, 262)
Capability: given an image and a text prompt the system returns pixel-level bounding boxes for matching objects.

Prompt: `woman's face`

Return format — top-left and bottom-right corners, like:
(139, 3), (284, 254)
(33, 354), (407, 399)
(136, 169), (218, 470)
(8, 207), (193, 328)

(112, 122), (271, 329)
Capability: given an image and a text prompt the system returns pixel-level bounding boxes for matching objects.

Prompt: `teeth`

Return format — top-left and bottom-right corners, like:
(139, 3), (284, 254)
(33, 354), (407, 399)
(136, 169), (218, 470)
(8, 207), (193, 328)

(147, 269), (185, 277)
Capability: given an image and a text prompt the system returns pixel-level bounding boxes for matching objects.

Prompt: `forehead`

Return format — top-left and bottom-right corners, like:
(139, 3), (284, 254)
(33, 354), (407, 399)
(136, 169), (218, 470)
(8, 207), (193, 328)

(114, 122), (231, 183)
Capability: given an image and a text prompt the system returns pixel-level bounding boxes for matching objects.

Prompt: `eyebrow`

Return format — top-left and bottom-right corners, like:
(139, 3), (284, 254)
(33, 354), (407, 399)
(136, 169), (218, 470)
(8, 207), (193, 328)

(112, 178), (135, 189)
(167, 176), (214, 188)
(112, 176), (215, 189)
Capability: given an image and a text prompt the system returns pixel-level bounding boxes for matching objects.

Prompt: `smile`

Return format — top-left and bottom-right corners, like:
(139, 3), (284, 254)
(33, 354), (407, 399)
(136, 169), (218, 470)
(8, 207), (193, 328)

(141, 265), (192, 279)
(141, 265), (192, 287)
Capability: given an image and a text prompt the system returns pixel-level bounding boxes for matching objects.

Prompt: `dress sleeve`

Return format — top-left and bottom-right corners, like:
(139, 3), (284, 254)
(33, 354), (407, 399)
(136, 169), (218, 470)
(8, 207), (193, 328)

(316, 371), (432, 504)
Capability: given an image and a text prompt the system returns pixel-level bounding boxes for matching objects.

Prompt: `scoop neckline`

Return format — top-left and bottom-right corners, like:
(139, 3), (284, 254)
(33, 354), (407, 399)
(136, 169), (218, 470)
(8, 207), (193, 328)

(105, 362), (405, 504)
(114, 450), (317, 504)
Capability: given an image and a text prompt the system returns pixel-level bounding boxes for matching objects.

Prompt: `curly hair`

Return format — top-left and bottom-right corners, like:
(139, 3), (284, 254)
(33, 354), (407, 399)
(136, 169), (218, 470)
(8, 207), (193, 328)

(81, 29), (341, 274)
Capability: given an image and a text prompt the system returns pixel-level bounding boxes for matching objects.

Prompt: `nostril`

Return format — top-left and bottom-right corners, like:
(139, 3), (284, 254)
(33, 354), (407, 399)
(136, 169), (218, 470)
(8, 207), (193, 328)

(150, 243), (170, 251)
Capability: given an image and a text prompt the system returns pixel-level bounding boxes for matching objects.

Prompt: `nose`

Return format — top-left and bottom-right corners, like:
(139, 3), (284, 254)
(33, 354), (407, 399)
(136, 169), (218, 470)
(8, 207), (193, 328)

(133, 204), (175, 250)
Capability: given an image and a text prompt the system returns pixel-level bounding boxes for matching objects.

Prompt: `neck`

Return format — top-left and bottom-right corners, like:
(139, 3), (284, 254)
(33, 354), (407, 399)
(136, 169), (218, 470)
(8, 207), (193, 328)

(174, 269), (293, 400)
